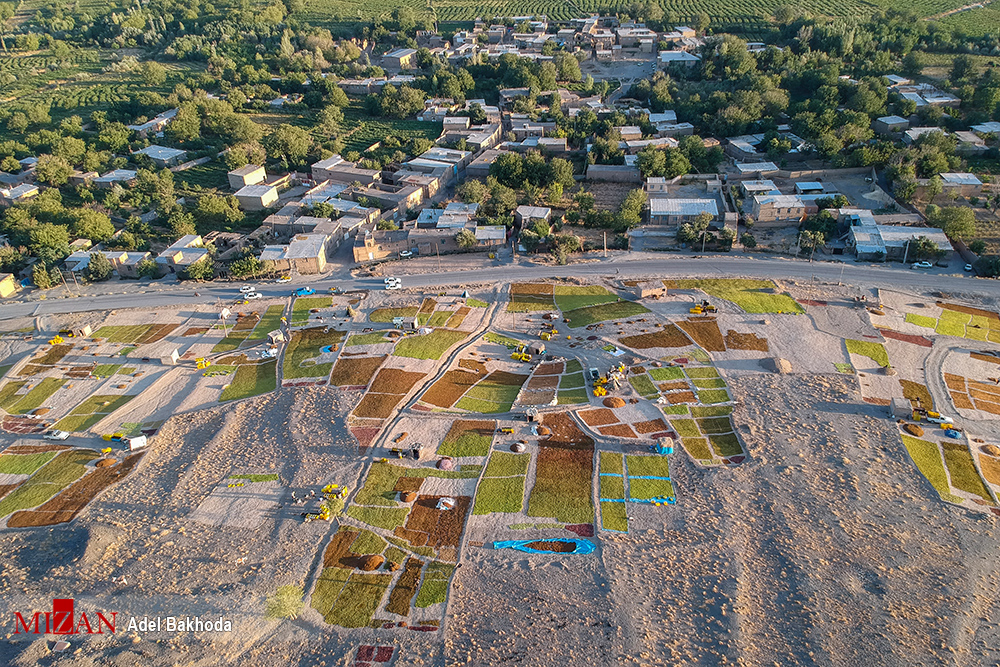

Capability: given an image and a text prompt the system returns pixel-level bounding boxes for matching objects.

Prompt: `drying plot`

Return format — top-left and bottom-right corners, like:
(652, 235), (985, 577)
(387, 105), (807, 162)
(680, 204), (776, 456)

(553, 285), (619, 312)
(677, 318), (726, 352)
(420, 369), (481, 408)
(665, 278), (804, 314)
(284, 328), (345, 380)
(619, 325), (691, 350)
(527, 412), (594, 524)
(563, 301), (651, 328)
(437, 419), (494, 457)
(0, 449), (99, 520)
(54, 394), (134, 432)
(508, 284), (556, 312)
(220, 360), (277, 402)
(330, 355), (386, 387)
(395, 329), (467, 360)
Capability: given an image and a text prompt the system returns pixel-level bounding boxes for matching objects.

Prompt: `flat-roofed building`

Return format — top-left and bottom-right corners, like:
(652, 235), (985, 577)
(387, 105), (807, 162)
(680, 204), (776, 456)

(134, 145), (187, 167)
(648, 198), (718, 226)
(235, 184), (279, 211)
(228, 164), (267, 190)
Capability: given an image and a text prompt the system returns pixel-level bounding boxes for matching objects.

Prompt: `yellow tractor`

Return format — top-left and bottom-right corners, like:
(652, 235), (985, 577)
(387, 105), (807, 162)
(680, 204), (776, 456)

(196, 358), (211, 369)
(48, 334), (64, 346)
(689, 305), (704, 315)
(539, 331), (552, 341)
(510, 345), (531, 362)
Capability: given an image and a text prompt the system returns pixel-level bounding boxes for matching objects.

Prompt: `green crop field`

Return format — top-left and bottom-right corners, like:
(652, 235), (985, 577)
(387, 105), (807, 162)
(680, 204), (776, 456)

(340, 102), (442, 154)
(221, 361), (278, 401)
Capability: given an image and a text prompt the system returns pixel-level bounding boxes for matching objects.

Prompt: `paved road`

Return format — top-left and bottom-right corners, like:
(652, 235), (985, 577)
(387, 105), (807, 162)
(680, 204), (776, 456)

(1, 253), (993, 322)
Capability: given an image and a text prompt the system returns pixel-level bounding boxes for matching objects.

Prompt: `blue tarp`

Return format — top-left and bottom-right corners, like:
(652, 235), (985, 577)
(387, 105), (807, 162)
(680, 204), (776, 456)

(493, 538), (596, 555)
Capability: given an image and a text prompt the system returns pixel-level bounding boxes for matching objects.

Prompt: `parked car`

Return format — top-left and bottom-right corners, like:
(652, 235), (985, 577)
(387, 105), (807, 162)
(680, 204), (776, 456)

(294, 287), (315, 297)
(238, 284), (255, 293)
(926, 412), (954, 425)
(911, 261), (933, 269)
(44, 430), (70, 441)
(965, 264), (974, 272)
(385, 277), (402, 290)
(399, 250), (413, 259)
(245, 291), (263, 300)
(275, 276), (291, 283)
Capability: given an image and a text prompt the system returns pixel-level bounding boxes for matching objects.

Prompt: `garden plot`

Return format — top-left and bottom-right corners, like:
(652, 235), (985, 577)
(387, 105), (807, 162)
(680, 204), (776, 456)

(664, 279), (804, 314)
(668, 404), (745, 464)
(472, 451), (529, 515)
(188, 473), (283, 529)
(0, 448), (100, 524)
(899, 431), (995, 511)
(283, 328), (345, 382)
(527, 412), (594, 524)
(436, 419), (495, 457)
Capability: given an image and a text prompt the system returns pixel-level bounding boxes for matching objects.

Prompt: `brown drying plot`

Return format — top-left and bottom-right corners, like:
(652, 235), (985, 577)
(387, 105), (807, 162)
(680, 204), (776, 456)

(418, 298), (438, 315)
(598, 424), (637, 438)
(533, 361), (564, 375)
(393, 477), (425, 493)
(6, 453), (144, 528)
(630, 366), (646, 374)
(578, 408), (620, 427)
(971, 352), (1000, 365)
(619, 325), (691, 350)
(666, 391), (698, 404)
(4, 444), (70, 454)
(633, 418), (668, 434)
(952, 392), (975, 410)
(182, 327), (209, 336)
(330, 355), (386, 387)
(658, 381), (689, 392)
(519, 390), (556, 405)
(32, 345), (73, 367)
(980, 454), (1000, 486)
(527, 375), (559, 389)
(387, 558), (424, 615)
(900, 379), (934, 410)
(395, 495), (472, 550)
(512, 283), (554, 295)
(540, 412), (594, 448)
(863, 397), (891, 406)
(458, 358), (487, 374)
(0, 484), (18, 500)
(724, 330), (769, 352)
(677, 318), (726, 352)
(232, 314), (260, 332)
(323, 529), (362, 568)
(353, 393), (404, 419)
(483, 370), (529, 387)
(137, 324), (178, 345)
(369, 368), (425, 395)
(937, 302), (1000, 323)
(420, 370), (480, 408)
(969, 380), (1000, 397)
(446, 307), (470, 329)
(945, 374), (967, 391)
(976, 400), (1000, 415)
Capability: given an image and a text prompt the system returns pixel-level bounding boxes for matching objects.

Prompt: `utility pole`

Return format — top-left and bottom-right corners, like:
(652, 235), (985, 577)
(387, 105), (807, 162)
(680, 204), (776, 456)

(603, 231), (607, 258)
(902, 238), (910, 265)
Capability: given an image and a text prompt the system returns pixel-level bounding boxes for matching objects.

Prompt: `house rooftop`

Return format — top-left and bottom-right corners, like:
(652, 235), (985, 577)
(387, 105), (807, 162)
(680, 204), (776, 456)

(229, 164), (264, 176)
(940, 172), (982, 186)
(649, 198), (718, 216)
(135, 145), (186, 161)
(235, 184), (277, 197)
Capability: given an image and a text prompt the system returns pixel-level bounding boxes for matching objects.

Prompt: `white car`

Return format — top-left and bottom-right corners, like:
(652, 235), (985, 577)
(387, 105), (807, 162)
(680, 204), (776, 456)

(238, 284), (256, 293)
(44, 430), (70, 441)
(926, 414), (954, 425)
(912, 261), (933, 269)
(399, 250), (413, 259)
(385, 278), (402, 290)
(245, 291), (263, 300)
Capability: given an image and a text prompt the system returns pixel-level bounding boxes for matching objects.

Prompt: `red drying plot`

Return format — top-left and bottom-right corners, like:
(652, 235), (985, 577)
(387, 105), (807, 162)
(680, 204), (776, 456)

(658, 381), (688, 391)
(879, 329), (932, 348)
(0, 483), (20, 500)
(387, 558), (424, 615)
(597, 424), (637, 438)
(619, 325), (691, 350)
(665, 391), (697, 404)
(323, 529), (362, 568)
(418, 298), (438, 315)
(862, 397), (891, 406)
(420, 370), (480, 408)
(533, 361), (565, 375)
(350, 425), (383, 449)
(330, 355), (387, 387)
(6, 453), (144, 527)
(578, 408), (619, 427)
(369, 368), (425, 395)
(394, 495), (472, 548)
(181, 327), (209, 336)
(797, 299), (827, 307)
(677, 318), (726, 352)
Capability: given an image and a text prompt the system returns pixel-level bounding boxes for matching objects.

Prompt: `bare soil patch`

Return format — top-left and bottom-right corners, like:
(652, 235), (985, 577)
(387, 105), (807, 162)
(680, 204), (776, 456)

(620, 325), (691, 349)
(677, 318), (726, 352)
(330, 356), (386, 387)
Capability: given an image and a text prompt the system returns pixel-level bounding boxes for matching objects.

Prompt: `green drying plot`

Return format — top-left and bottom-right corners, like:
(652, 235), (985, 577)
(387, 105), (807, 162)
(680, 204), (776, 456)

(564, 301), (651, 328)
(628, 477), (674, 501)
(565, 360), (583, 374)
(901, 435), (962, 503)
(383, 546), (407, 567)
(625, 455), (671, 478)
(685, 367), (720, 379)
(661, 405), (689, 415)
(325, 572), (393, 628)
(472, 475), (526, 514)
(291, 296), (333, 326)
(119, 347), (136, 357)
(941, 441), (993, 502)
(464, 381), (523, 406)
(6, 378), (66, 415)
(935, 320), (966, 337)
(671, 419), (700, 438)
(346, 505), (412, 530)
(599, 452), (623, 475)
(415, 561), (455, 608)
(709, 433), (743, 457)
(437, 420), (493, 457)
(283, 328), (344, 379)
(92, 325), (152, 343)
(346, 332), (390, 347)
(212, 331), (249, 353)
(690, 405), (732, 418)
(600, 501), (629, 532)
(905, 313), (938, 329)
(91, 364), (122, 378)
(557, 388), (589, 404)
(834, 363), (855, 374)
(0, 365), (11, 380)
(230, 473), (279, 482)
(249, 305), (286, 340)
(0, 381), (27, 411)
(0, 452), (57, 475)
(220, 361), (277, 401)
(693, 378), (727, 389)
(845, 339), (890, 368)
(528, 444), (594, 524)
(698, 389), (730, 404)
(455, 395), (507, 414)
(483, 451), (530, 477)
(649, 367), (684, 381)
(350, 529), (388, 555)
(553, 285), (619, 312)
(667, 279), (804, 314)
(682, 438), (713, 461)
(395, 329), (467, 360)
(599, 474), (625, 499)
(939, 309), (972, 325)
(0, 449), (98, 518)
(559, 373), (585, 389)
(467, 298), (488, 308)
(310, 568), (351, 621)
(370, 307), (418, 323)
(482, 332), (521, 348)
(628, 374), (658, 397)
(698, 417), (734, 434)
(427, 311), (453, 328)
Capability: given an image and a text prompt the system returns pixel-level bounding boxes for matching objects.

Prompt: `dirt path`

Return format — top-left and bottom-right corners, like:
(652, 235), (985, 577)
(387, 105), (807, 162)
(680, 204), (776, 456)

(926, 0), (992, 20)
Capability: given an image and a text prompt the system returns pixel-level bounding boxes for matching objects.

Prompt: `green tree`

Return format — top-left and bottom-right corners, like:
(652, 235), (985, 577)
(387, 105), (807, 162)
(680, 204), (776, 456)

(930, 206), (976, 240)
(317, 106), (344, 135)
(455, 228), (477, 248)
(32, 263), (53, 289)
(262, 124), (313, 165)
(913, 235), (942, 261)
(925, 175), (943, 202)
(86, 252), (114, 281)
(165, 103), (201, 143)
(377, 219), (399, 231)
(229, 255), (263, 278)
(182, 259), (214, 281)
(168, 210), (197, 238)
(636, 148), (666, 178)
(72, 210), (115, 243)
(548, 158), (575, 188)
(98, 122), (132, 151)
(951, 55), (976, 83)
(136, 258), (159, 279)
(29, 223), (70, 266)
(970, 239), (987, 255)
(531, 219), (551, 238)
(457, 179), (488, 204)
(34, 155), (73, 186)
(140, 61), (167, 87)
(489, 152), (524, 188)
(196, 194), (244, 227)
(741, 232), (757, 249)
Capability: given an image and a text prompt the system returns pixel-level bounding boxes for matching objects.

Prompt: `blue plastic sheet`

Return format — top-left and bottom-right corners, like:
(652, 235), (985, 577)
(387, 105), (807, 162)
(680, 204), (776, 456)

(493, 538), (596, 555)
